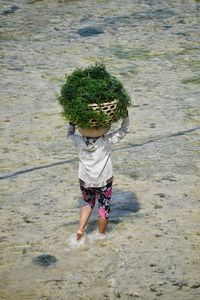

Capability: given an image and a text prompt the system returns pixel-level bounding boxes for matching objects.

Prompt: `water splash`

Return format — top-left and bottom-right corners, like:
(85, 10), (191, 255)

(65, 230), (113, 250)
(87, 231), (112, 241)
(66, 234), (86, 250)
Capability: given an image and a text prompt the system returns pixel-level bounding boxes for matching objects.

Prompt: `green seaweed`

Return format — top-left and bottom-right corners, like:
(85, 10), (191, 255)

(112, 47), (153, 60)
(181, 76), (200, 84)
(58, 63), (131, 127)
(110, 45), (199, 62)
(176, 58), (200, 71)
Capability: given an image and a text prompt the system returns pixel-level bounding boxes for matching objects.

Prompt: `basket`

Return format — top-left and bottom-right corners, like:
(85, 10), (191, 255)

(88, 99), (119, 127)
(78, 125), (111, 138)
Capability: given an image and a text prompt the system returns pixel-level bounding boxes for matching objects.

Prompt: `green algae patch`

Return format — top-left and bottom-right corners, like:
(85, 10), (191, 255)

(184, 107), (200, 125)
(187, 60), (200, 72)
(181, 76), (200, 85)
(176, 58), (200, 72)
(110, 46), (197, 62)
(112, 47), (154, 60)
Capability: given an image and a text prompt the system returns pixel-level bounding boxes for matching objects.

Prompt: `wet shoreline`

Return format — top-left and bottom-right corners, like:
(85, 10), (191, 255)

(1, 0), (200, 299)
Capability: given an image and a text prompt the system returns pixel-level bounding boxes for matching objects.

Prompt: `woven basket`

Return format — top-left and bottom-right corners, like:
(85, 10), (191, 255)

(88, 99), (119, 127)
(78, 125), (111, 138)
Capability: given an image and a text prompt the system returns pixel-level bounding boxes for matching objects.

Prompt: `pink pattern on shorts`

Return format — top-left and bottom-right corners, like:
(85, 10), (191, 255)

(80, 179), (113, 219)
(106, 187), (112, 198)
(99, 206), (108, 219)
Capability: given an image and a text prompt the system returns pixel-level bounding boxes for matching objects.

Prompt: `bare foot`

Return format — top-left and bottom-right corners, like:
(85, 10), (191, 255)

(76, 229), (84, 241)
(98, 233), (107, 240)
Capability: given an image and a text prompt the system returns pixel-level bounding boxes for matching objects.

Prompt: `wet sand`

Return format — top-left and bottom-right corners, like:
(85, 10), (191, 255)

(0, 0), (200, 299)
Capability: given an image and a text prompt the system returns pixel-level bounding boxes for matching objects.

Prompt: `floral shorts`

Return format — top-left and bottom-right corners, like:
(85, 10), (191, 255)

(79, 178), (113, 219)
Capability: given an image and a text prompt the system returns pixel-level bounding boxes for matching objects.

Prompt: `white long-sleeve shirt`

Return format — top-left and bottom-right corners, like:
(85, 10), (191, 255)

(66, 117), (129, 187)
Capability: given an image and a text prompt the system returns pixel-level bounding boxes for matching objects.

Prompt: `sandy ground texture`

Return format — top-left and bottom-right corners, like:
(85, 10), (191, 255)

(0, 0), (200, 299)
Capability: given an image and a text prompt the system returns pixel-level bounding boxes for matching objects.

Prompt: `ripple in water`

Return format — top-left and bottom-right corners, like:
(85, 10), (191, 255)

(66, 234), (86, 250)
(66, 230), (113, 250)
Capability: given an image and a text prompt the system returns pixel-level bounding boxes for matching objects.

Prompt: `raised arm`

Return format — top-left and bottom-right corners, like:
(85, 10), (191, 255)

(66, 123), (83, 148)
(66, 122), (76, 138)
(105, 115), (129, 144)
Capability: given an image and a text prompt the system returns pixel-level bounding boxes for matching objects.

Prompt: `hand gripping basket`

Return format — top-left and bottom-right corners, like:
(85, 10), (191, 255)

(88, 99), (119, 127)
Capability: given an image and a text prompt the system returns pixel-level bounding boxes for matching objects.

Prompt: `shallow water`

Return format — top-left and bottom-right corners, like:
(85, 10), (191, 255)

(0, 0), (200, 299)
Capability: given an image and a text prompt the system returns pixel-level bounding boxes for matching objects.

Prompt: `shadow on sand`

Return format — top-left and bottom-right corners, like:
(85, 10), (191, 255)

(84, 189), (140, 233)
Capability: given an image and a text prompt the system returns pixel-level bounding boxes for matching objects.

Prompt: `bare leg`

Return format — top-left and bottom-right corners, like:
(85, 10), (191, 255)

(77, 206), (92, 240)
(98, 218), (108, 234)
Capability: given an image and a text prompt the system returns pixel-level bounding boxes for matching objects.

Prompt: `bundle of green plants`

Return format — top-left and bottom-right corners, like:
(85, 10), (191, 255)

(58, 63), (131, 128)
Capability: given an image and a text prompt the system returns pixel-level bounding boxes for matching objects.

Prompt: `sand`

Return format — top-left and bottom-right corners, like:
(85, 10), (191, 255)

(0, 0), (200, 299)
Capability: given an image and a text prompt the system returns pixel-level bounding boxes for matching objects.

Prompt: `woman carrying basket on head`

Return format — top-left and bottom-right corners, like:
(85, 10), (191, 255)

(66, 112), (129, 240)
